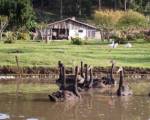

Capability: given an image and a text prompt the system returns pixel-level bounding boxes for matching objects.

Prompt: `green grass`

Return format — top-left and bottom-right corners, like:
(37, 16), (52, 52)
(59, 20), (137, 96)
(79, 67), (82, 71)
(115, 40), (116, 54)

(0, 40), (150, 68)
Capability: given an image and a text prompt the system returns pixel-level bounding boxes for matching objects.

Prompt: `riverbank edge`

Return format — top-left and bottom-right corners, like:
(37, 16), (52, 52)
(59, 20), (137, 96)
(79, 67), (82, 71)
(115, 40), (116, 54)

(0, 66), (150, 74)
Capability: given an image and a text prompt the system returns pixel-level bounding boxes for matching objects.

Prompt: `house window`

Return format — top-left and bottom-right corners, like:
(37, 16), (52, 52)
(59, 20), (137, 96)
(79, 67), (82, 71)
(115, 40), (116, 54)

(87, 30), (95, 38)
(78, 30), (83, 33)
(92, 31), (95, 37)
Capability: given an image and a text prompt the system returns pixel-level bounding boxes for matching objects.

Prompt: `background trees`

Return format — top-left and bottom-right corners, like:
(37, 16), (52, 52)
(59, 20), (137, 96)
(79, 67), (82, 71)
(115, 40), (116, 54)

(0, 0), (149, 30)
(0, 0), (35, 29)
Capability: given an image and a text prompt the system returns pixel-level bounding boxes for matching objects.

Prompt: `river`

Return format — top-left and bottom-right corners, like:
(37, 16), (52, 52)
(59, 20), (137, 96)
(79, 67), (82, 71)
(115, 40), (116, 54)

(0, 91), (150, 120)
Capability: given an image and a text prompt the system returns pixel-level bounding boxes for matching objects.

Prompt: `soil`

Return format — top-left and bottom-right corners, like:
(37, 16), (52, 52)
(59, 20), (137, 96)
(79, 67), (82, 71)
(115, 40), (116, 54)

(0, 66), (150, 74)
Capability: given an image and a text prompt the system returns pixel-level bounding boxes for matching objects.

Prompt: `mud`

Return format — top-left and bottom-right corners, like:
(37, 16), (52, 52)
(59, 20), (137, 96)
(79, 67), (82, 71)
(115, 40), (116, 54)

(0, 66), (150, 74)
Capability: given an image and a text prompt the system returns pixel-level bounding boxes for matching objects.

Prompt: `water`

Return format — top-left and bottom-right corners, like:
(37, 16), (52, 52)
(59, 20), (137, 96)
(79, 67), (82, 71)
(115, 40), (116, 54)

(0, 92), (150, 120)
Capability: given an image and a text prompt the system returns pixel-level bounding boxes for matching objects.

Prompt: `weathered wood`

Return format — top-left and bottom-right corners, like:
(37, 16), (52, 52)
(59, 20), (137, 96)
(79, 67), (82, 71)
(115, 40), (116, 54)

(84, 64), (88, 87)
(15, 56), (21, 96)
(110, 63), (114, 79)
(117, 67), (124, 96)
(89, 67), (93, 88)
(80, 61), (84, 77)
(74, 66), (81, 98)
(58, 61), (63, 80)
(62, 64), (66, 90)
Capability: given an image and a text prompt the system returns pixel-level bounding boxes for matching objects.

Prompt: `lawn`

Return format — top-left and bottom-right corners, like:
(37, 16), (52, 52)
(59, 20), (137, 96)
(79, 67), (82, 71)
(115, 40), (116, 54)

(0, 40), (150, 68)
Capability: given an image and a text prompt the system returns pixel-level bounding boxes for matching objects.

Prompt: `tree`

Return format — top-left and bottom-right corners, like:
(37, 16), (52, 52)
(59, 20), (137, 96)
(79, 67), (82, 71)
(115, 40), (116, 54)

(98, 0), (102, 10)
(60, 0), (63, 18)
(0, 0), (35, 29)
(124, 0), (127, 11)
(0, 16), (8, 40)
(37, 22), (48, 43)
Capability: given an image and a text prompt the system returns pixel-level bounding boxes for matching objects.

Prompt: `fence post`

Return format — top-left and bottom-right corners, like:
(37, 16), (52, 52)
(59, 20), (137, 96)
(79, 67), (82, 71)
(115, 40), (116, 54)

(80, 61), (84, 77)
(15, 56), (21, 96)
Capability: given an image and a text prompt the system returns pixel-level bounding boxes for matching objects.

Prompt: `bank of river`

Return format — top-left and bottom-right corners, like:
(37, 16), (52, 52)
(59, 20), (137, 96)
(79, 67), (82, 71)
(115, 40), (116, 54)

(0, 66), (150, 74)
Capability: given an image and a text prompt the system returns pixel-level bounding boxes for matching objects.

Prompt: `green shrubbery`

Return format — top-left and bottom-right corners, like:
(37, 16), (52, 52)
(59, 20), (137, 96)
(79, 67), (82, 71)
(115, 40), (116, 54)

(4, 32), (16, 44)
(17, 32), (31, 40)
(94, 10), (148, 29)
(118, 10), (148, 28)
(94, 10), (149, 43)
(71, 37), (83, 45)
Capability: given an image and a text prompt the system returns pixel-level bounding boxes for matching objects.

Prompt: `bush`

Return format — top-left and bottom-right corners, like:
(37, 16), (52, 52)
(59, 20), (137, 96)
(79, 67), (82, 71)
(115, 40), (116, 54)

(4, 32), (16, 44)
(17, 32), (31, 40)
(94, 10), (123, 28)
(4, 39), (14, 44)
(118, 10), (148, 28)
(71, 37), (83, 45)
(93, 10), (148, 30)
(110, 31), (127, 44)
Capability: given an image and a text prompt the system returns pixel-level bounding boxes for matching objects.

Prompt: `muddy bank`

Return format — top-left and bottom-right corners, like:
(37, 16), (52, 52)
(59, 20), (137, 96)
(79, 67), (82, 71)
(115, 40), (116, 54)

(0, 66), (150, 74)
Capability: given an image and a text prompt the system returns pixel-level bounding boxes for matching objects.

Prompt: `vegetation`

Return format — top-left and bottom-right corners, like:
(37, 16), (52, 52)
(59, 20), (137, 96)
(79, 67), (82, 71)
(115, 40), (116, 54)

(0, 0), (35, 29)
(32, 0), (150, 18)
(71, 37), (83, 45)
(94, 10), (149, 29)
(118, 10), (148, 28)
(0, 40), (149, 68)
(0, 0), (149, 29)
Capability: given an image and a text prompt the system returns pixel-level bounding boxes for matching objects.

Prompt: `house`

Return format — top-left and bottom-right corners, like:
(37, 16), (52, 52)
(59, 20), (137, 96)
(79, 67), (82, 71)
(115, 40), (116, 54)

(40, 17), (101, 40)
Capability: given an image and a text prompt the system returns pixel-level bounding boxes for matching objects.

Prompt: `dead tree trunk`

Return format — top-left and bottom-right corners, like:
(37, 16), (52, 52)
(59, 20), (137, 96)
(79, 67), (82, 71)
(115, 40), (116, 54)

(124, 0), (127, 11)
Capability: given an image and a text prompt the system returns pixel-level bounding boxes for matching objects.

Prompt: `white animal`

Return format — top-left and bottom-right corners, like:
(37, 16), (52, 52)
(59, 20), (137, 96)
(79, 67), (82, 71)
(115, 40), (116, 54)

(108, 41), (118, 48)
(113, 43), (118, 48)
(125, 42), (132, 48)
(108, 41), (115, 48)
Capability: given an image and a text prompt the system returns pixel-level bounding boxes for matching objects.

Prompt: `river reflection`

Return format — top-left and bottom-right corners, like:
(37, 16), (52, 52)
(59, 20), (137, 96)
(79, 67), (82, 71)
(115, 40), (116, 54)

(0, 93), (150, 120)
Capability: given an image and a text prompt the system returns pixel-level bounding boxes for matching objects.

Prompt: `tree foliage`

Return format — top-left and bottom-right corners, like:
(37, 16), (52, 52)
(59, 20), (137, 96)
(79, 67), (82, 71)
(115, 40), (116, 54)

(0, 0), (149, 30)
(0, 0), (35, 29)
(94, 10), (148, 29)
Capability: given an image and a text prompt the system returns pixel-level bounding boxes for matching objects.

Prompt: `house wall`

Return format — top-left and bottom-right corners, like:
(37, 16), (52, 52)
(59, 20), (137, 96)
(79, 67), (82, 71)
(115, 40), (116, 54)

(69, 28), (87, 39)
(95, 31), (102, 40)
(68, 22), (96, 39)
(47, 19), (97, 40)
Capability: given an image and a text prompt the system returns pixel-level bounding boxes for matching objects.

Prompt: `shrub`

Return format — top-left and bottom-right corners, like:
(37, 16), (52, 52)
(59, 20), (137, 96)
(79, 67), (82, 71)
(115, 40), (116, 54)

(93, 10), (123, 28)
(93, 10), (148, 30)
(110, 31), (127, 44)
(71, 37), (83, 45)
(17, 32), (31, 40)
(118, 10), (148, 29)
(4, 32), (16, 44)
(126, 34), (136, 41)
(4, 39), (14, 44)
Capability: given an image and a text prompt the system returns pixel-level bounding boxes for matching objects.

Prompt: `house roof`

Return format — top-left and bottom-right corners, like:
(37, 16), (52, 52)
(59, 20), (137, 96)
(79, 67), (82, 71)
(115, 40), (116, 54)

(48, 18), (97, 29)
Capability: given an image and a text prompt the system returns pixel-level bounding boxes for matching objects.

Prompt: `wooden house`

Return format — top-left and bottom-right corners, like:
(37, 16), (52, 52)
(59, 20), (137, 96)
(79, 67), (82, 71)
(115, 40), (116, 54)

(40, 17), (101, 40)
